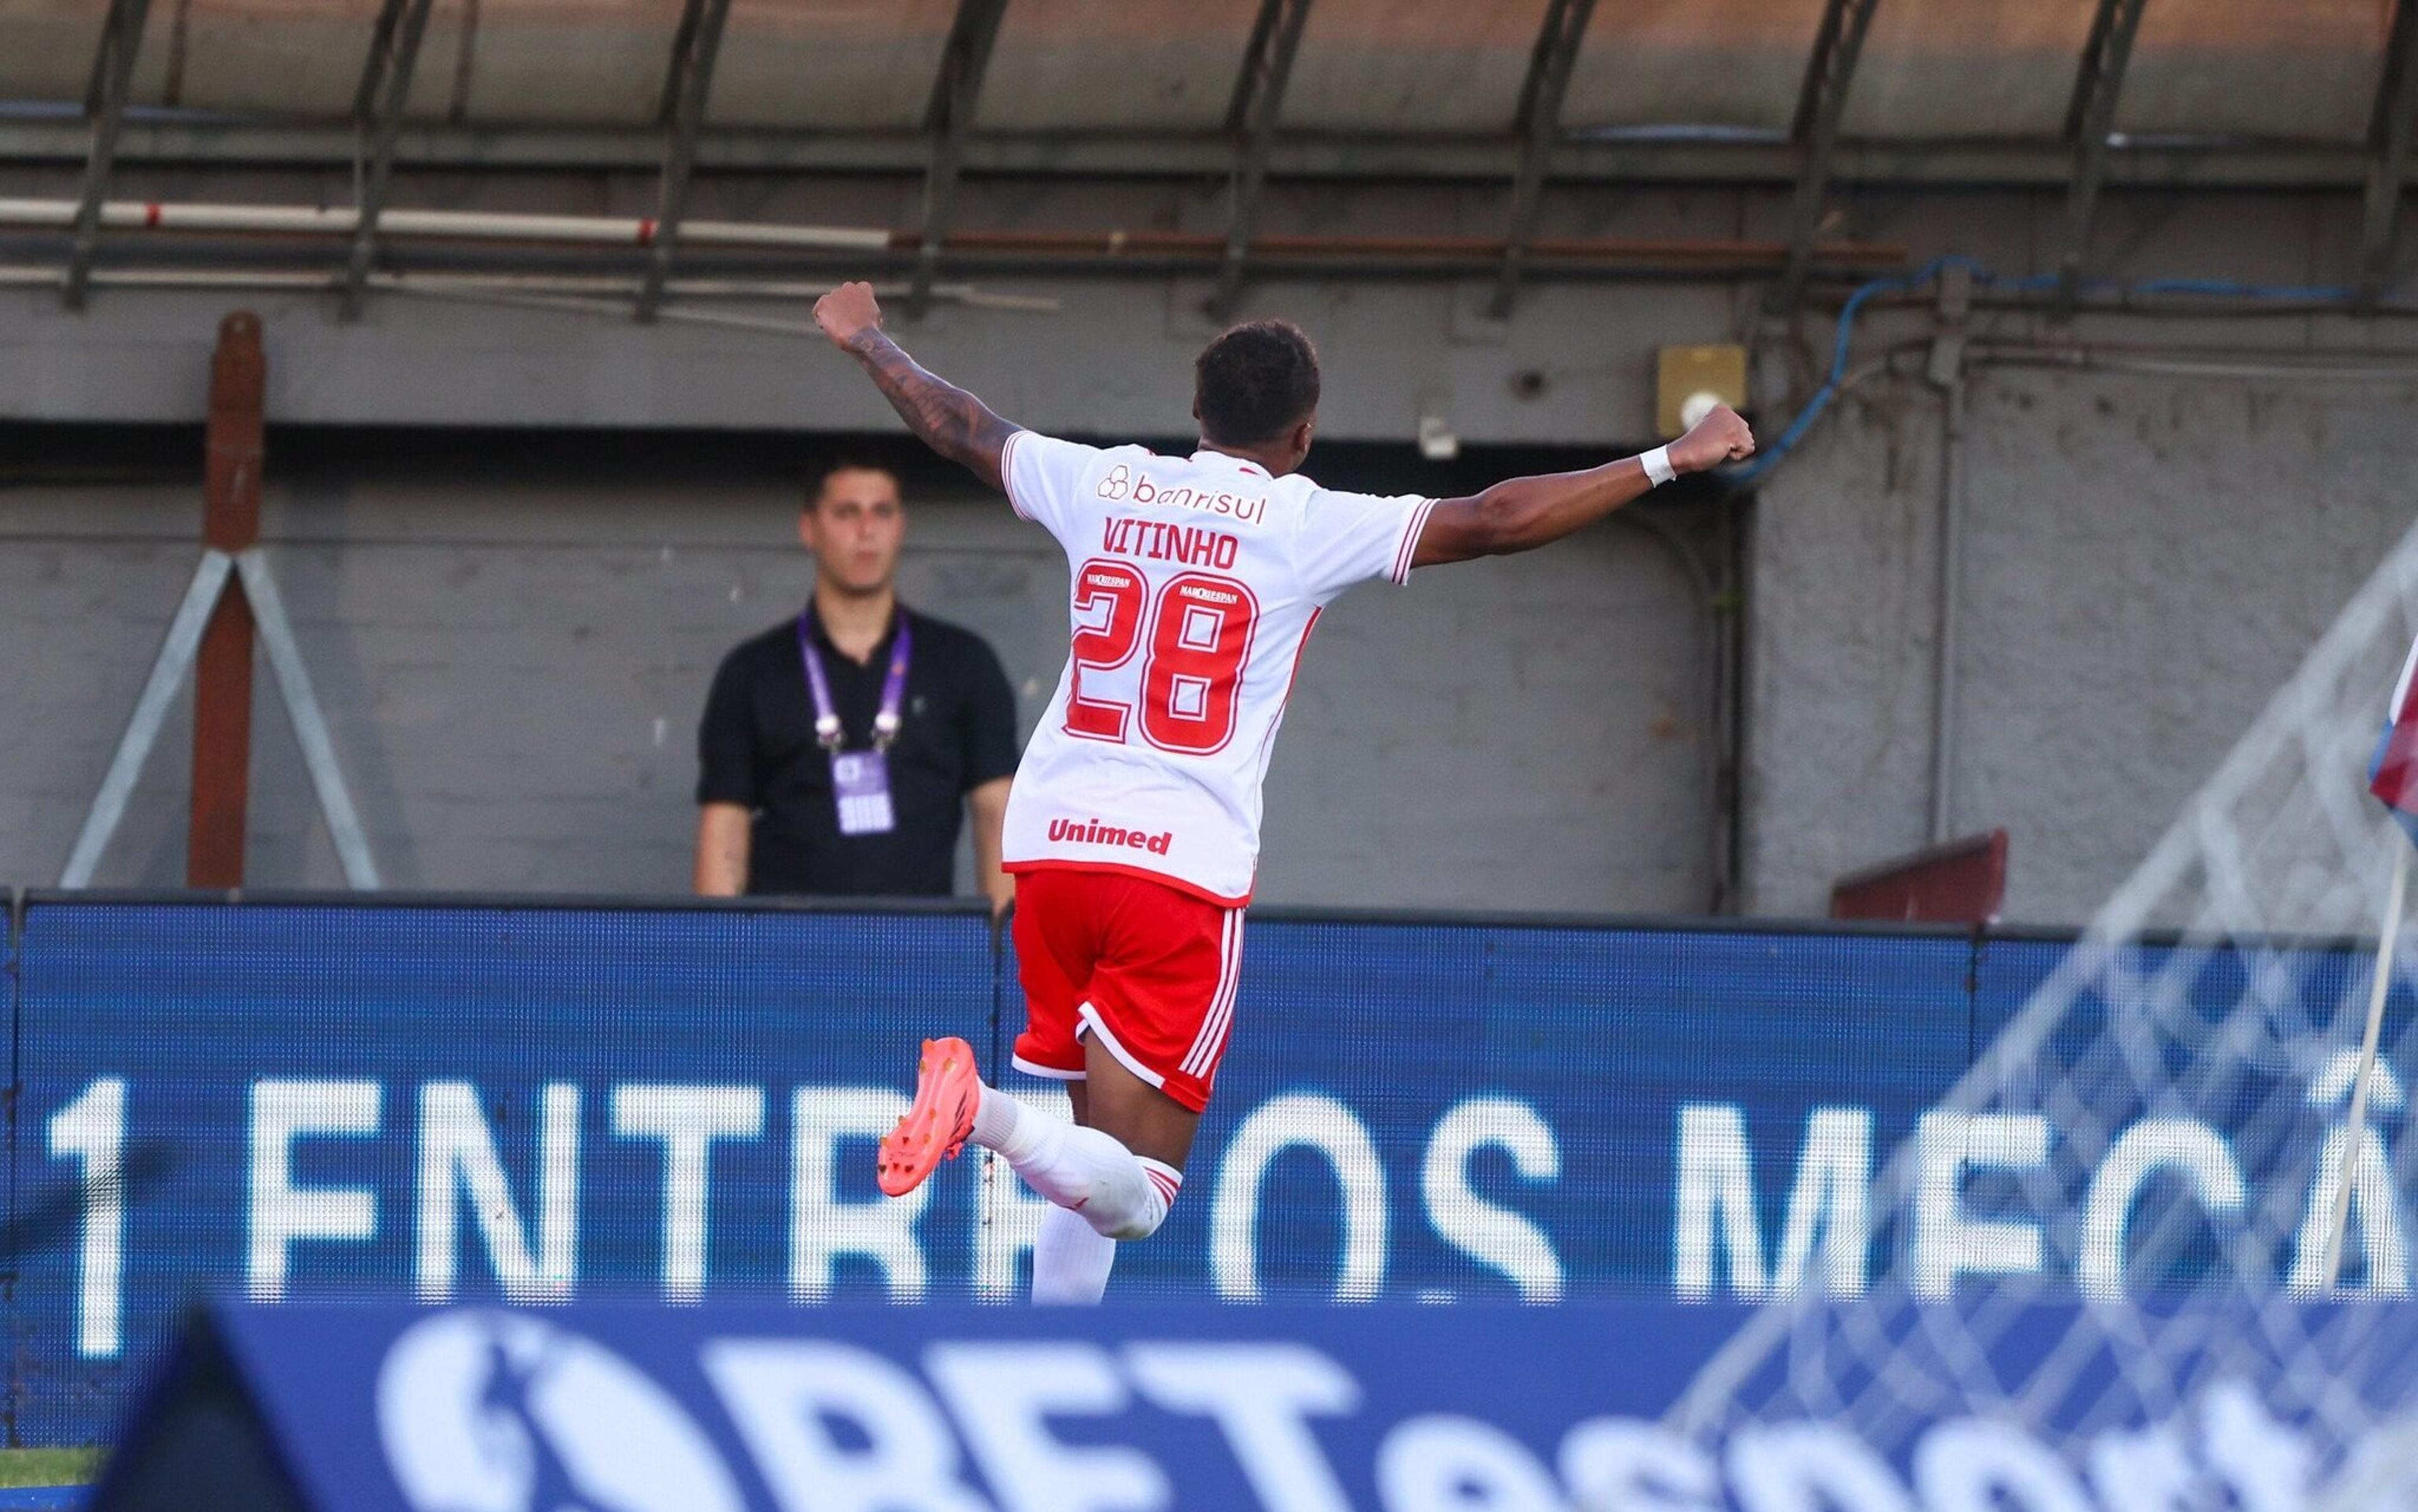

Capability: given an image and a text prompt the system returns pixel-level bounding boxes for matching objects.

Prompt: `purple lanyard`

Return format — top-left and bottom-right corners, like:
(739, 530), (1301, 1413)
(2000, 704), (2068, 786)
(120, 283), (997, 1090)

(799, 608), (913, 753)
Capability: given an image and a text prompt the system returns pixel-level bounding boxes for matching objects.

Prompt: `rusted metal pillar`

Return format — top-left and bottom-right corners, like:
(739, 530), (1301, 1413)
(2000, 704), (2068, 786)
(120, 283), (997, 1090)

(186, 312), (264, 887)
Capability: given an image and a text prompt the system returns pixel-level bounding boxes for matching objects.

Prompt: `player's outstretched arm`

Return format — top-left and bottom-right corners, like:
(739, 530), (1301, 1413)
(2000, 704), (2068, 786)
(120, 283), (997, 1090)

(814, 280), (1017, 494)
(1409, 404), (1754, 569)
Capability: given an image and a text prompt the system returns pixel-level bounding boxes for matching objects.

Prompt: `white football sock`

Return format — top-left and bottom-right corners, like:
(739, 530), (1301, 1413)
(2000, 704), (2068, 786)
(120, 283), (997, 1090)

(970, 1084), (1180, 1242)
(970, 1082), (1048, 1161)
(1030, 1204), (1116, 1304)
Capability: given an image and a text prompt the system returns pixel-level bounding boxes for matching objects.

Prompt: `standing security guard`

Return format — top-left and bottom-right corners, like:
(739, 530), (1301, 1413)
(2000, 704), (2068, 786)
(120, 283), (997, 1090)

(694, 462), (1019, 909)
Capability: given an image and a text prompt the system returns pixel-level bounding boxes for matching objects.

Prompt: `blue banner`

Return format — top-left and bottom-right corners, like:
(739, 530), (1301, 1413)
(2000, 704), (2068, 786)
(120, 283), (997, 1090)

(10, 901), (1988, 1444)
(99, 1295), (2418, 1511)
(14, 901), (1001, 1444)
(8, 899), (2417, 1447)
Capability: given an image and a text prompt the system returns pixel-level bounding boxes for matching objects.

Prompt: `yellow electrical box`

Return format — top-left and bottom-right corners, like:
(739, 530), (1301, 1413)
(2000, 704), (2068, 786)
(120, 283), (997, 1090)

(1655, 344), (1748, 439)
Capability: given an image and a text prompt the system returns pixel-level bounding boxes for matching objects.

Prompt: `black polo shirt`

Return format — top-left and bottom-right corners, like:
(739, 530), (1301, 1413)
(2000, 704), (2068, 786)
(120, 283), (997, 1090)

(696, 605), (1020, 897)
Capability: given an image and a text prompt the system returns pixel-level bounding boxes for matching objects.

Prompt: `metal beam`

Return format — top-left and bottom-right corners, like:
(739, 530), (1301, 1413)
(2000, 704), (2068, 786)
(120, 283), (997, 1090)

(656, 0), (709, 125)
(351, 0), (411, 122)
(1208, 0), (1315, 322)
(907, 0), (1012, 317)
(236, 549), (382, 890)
(0, 120), (2387, 193)
(60, 552), (234, 889)
(1491, 0), (1597, 319)
(1766, 0), (1881, 315)
(443, 0), (480, 124)
(62, 0), (154, 310)
(339, 0), (438, 320)
(2360, 0), (2418, 309)
(2054, 0), (2150, 315)
(1227, 0), (1287, 134)
(190, 310), (264, 889)
(636, 0), (734, 322)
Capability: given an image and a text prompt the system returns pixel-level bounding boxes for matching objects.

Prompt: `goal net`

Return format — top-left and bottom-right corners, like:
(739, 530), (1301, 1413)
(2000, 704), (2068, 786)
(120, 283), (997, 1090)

(1669, 516), (2418, 1508)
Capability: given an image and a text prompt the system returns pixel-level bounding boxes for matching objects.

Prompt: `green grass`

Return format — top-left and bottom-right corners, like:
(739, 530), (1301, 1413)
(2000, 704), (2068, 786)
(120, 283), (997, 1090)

(0, 1448), (99, 1487)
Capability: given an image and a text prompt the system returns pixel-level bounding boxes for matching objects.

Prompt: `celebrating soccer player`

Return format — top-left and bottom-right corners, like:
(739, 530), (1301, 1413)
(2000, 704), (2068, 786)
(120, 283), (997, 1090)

(813, 280), (1754, 1303)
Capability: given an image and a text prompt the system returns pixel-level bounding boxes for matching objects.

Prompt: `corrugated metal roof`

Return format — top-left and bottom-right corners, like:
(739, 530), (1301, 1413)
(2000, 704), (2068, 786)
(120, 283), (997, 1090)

(0, 0), (2397, 140)
(1842, 0), (2100, 140)
(2117, 0), (2387, 142)
(981, 0), (1264, 132)
(1564, 0), (1830, 134)
(1278, 1), (1543, 134)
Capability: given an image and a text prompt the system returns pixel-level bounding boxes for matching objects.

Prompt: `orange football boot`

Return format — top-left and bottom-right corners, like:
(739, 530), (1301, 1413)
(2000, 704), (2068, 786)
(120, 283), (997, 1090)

(877, 1035), (982, 1198)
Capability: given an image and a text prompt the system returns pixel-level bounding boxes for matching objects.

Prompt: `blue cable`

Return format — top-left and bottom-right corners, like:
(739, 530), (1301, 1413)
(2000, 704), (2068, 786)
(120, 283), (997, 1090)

(1723, 255), (1999, 486)
(1722, 262), (2361, 487)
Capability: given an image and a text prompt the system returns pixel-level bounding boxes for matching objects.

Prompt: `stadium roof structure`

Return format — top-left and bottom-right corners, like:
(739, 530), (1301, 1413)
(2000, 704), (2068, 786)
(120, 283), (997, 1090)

(0, 0), (2413, 315)
(1, 1), (2397, 147)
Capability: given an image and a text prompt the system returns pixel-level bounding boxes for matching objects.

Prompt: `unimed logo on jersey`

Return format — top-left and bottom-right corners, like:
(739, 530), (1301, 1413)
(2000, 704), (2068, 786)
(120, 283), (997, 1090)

(1050, 817), (1176, 855)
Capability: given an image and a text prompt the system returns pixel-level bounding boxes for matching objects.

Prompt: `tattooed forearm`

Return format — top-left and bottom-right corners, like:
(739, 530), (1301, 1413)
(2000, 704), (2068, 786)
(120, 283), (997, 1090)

(844, 329), (1016, 492)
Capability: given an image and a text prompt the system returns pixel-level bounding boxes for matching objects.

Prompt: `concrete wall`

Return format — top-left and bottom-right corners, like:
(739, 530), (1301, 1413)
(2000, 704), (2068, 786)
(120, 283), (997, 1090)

(0, 450), (1711, 912)
(1746, 364), (2418, 924)
(1730, 183), (2418, 921)
(0, 269), (1737, 448)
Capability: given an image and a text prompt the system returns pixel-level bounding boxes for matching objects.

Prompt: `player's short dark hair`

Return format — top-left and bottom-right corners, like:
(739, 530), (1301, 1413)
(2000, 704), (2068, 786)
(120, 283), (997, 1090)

(806, 458), (901, 509)
(1194, 320), (1321, 446)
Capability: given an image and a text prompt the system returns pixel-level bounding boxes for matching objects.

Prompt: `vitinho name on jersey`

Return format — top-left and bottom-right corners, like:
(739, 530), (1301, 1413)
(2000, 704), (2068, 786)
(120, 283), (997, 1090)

(1100, 514), (1243, 569)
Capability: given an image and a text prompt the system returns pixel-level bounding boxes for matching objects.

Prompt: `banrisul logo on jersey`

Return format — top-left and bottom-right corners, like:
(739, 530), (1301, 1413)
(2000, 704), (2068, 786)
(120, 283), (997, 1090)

(1096, 462), (1269, 524)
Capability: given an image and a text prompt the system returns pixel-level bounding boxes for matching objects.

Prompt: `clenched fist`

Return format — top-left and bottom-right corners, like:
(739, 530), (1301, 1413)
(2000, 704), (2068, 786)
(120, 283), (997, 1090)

(814, 281), (884, 350)
(1668, 403), (1756, 474)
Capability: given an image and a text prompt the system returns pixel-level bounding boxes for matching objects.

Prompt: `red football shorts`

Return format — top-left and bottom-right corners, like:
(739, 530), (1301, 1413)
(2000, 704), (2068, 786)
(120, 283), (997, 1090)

(1009, 867), (1245, 1114)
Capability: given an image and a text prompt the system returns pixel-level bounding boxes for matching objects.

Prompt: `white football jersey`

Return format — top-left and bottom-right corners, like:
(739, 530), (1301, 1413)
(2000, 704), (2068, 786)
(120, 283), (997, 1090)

(999, 430), (1435, 905)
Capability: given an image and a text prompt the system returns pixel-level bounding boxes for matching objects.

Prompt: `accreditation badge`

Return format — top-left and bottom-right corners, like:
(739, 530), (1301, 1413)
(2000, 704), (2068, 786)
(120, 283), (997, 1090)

(830, 749), (897, 836)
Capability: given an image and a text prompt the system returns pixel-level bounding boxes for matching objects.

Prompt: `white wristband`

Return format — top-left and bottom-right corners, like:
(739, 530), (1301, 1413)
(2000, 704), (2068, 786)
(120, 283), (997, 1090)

(1640, 445), (1677, 486)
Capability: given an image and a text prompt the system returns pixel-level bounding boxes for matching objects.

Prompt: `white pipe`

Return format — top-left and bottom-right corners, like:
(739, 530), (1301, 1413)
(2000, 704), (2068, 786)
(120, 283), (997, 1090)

(0, 266), (1060, 327)
(381, 280), (1057, 331)
(0, 267), (331, 290)
(1970, 341), (2418, 381)
(0, 196), (893, 253)
(387, 282), (834, 337)
(1928, 373), (1967, 844)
